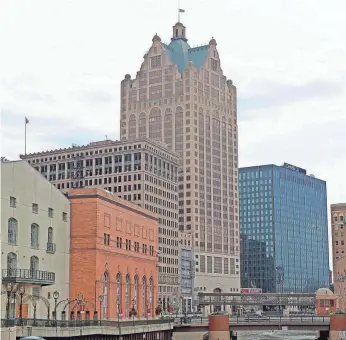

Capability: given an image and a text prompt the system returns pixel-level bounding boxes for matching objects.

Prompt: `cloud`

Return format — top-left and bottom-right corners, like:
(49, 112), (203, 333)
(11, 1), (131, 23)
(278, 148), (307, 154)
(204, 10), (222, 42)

(239, 79), (345, 113)
(1, 0), (345, 262)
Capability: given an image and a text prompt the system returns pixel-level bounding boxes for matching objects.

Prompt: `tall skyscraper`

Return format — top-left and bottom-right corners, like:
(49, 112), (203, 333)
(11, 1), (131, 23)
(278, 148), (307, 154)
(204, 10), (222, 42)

(239, 163), (329, 293)
(120, 21), (240, 295)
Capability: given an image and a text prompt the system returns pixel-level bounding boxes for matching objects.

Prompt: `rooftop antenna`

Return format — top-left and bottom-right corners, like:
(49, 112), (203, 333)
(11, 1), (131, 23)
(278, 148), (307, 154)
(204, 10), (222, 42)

(178, 0), (185, 23)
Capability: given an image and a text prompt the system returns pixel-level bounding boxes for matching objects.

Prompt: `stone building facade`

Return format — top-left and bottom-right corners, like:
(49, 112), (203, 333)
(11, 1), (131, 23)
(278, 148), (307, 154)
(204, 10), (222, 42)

(334, 255), (346, 311)
(68, 188), (158, 320)
(120, 21), (240, 294)
(1, 161), (70, 320)
(20, 139), (179, 308)
(331, 203), (346, 268)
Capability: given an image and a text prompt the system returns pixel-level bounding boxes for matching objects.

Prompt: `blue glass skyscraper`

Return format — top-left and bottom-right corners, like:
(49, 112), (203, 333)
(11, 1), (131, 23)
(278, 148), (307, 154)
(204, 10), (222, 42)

(239, 163), (329, 293)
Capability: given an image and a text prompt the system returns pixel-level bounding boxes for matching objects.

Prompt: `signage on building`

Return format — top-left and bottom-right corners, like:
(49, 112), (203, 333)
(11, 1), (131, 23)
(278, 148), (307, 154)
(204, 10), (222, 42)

(241, 288), (262, 294)
(283, 163), (307, 175)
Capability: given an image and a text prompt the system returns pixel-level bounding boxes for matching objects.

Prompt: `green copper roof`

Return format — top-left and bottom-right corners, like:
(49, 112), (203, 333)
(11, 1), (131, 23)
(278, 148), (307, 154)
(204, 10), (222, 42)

(162, 39), (210, 73)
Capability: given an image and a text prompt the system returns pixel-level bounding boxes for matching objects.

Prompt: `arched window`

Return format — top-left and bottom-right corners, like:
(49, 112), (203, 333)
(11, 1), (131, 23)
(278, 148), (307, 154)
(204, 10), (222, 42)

(164, 109), (173, 149)
(125, 275), (130, 317)
(138, 112), (147, 138)
(103, 271), (109, 319)
(48, 227), (53, 244)
(30, 256), (39, 278)
(128, 114), (137, 140)
(149, 277), (153, 315)
(7, 252), (17, 276)
(142, 276), (147, 317)
(8, 218), (18, 245)
(116, 273), (121, 317)
(134, 275), (138, 311)
(149, 107), (162, 141)
(31, 223), (39, 248)
(175, 106), (183, 155)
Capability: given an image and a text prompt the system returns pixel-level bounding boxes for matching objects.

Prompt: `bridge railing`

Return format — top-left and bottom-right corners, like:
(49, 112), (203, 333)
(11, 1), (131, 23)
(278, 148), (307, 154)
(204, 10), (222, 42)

(174, 315), (329, 325)
(1, 317), (175, 328)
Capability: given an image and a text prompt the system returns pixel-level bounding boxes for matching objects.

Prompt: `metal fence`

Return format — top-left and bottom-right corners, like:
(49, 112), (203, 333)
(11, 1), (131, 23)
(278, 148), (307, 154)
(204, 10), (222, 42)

(1, 317), (174, 328)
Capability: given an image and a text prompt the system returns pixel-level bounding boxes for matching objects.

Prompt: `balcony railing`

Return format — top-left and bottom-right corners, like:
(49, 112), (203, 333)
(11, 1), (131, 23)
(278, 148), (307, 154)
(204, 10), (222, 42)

(46, 242), (56, 254)
(2, 269), (55, 286)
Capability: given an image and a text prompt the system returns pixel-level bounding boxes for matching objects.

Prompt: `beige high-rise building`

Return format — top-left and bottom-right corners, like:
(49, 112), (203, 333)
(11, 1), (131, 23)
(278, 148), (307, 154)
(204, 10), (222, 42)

(120, 21), (240, 296)
(20, 139), (180, 309)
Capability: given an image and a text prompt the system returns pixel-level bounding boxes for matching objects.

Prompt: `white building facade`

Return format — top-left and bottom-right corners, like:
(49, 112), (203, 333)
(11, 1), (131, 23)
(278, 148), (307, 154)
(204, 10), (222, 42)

(120, 21), (240, 297)
(1, 161), (70, 320)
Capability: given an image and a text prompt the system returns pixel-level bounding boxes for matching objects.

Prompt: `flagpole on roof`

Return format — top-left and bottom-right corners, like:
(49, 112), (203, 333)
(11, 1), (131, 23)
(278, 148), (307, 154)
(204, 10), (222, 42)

(25, 117), (29, 155)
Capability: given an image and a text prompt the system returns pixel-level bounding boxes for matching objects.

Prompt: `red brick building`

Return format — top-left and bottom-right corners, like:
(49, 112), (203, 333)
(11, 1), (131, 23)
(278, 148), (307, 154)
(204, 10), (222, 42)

(68, 188), (159, 320)
(334, 255), (346, 311)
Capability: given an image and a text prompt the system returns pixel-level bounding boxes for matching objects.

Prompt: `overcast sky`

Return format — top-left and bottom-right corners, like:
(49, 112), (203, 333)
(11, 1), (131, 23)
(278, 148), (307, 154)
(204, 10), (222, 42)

(1, 0), (345, 208)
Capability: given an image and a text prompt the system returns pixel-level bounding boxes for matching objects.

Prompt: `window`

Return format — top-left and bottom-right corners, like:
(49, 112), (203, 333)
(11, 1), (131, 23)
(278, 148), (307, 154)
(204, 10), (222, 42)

(48, 227), (53, 244)
(151, 55), (161, 69)
(142, 276), (147, 317)
(104, 233), (110, 245)
(125, 275), (130, 317)
(62, 212), (67, 222)
(211, 58), (218, 71)
(134, 275), (138, 310)
(7, 252), (17, 275)
(31, 223), (39, 248)
(116, 273), (121, 317)
(48, 208), (54, 218)
(149, 277), (153, 315)
(103, 271), (109, 319)
(32, 203), (38, 214)
(30, 256), (39, 276)
(10, 196), (16, 208)
(8, 218), (17, 245)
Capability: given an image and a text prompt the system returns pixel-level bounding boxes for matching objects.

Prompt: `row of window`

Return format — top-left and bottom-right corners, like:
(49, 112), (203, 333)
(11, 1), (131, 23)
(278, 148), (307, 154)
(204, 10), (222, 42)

(9, 196), (68, 221)
(101, 271), (154, 318)
(27, 143), (145, 163)
(8, 218), (55, 250)
(102, 235), (155, 256)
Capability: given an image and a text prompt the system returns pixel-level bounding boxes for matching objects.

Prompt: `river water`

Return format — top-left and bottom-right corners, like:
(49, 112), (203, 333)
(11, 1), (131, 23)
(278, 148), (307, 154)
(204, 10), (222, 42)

(238, 331), (316, 339)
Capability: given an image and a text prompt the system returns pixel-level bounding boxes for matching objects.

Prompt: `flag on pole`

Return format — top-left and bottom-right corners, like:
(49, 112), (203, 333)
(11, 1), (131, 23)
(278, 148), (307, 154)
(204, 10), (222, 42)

(25, 117), (29, 124)
(179, 8), (185, 13)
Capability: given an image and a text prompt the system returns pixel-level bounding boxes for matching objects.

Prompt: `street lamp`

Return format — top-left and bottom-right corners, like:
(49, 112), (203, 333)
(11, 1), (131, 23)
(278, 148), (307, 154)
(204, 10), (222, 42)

(6, 283), (16, 324)
(130, 299), (136, 326)
(146, 300), (149, 324)
(98, 295), (103, 325)
(116, 298), (120, 330)
(19, 286), (25, 325)
(53, 291), (59, 321)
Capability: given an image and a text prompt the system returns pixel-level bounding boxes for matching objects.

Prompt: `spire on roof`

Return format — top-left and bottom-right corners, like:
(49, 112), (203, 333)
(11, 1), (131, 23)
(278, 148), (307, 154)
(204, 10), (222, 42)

(152, 33), (161, 42)
(172, 22), (187, 42)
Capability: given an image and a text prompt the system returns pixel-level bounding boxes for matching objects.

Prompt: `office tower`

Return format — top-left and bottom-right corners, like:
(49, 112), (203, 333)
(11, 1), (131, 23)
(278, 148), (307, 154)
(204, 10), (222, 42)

(1, 160), (70, 319)
(239, 163), (329, 293)
(120, 21), (240, 295)
(331, 203), (346, 264)
(20, 139), (179, 307)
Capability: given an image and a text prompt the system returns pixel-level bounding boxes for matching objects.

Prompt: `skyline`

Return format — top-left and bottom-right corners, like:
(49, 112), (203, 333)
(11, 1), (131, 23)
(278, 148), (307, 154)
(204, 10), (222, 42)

(1, 0), (345, 210)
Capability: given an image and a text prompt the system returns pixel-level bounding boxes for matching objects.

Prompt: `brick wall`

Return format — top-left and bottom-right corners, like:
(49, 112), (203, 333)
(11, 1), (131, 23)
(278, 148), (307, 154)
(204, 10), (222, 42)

(69, 188), (159, 320)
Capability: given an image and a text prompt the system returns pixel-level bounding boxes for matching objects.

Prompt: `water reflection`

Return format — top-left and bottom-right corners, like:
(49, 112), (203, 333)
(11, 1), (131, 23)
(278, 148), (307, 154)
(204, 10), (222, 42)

(238, 331), (316, 340)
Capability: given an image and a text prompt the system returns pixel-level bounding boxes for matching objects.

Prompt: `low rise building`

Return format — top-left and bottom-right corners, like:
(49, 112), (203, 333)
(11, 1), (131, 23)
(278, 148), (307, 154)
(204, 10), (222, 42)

(334, 255), (346, 311)
(68, 188), (159, 320)
(1, 160), (70, 320)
